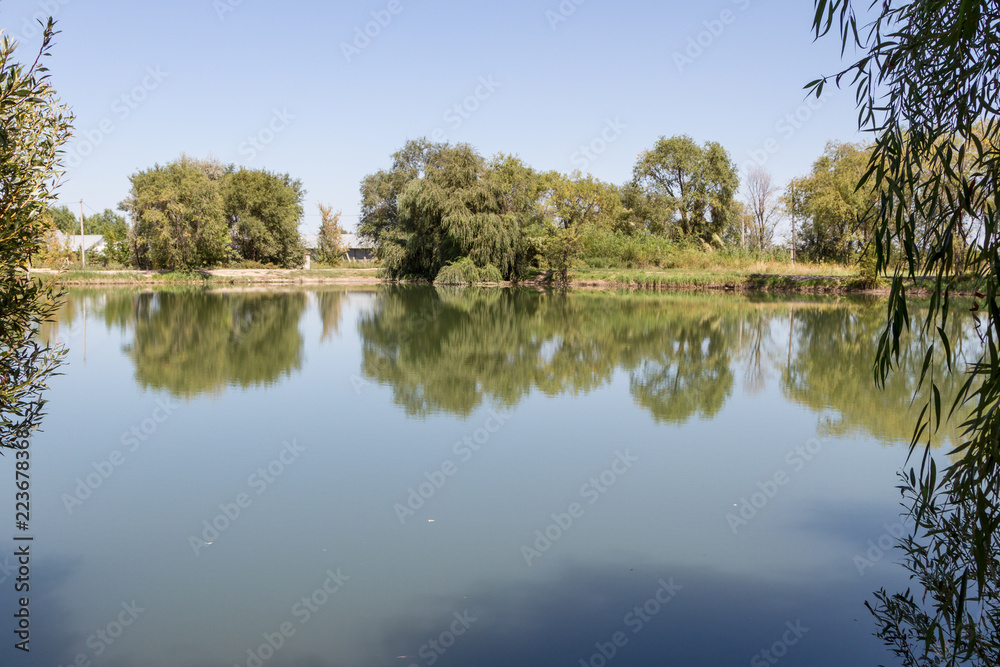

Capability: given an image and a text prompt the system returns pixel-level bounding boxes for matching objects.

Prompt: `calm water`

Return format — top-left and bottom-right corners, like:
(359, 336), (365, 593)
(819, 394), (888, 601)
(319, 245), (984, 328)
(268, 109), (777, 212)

(3, 286), (967, 667)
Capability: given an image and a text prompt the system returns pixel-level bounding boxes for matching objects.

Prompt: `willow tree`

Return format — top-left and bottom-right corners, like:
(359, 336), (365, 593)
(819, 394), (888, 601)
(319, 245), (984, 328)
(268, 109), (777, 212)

(812, 0), (1000, 662)
(361, 140), (537, 281)
(0, 22), (73, 449)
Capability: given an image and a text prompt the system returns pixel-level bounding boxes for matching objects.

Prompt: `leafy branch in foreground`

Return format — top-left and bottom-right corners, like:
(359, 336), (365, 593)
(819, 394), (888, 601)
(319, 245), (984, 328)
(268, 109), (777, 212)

(812, 0), (1000, 663)
(0, 21), (73, 449)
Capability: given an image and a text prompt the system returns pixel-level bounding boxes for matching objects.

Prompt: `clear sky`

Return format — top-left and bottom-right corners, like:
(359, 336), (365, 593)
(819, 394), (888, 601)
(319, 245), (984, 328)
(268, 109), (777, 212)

(3, 0), (864, 234)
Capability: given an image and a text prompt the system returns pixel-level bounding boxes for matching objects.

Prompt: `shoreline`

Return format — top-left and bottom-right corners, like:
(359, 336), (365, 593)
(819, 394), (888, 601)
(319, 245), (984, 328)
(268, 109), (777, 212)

(31, 267), (948, 296)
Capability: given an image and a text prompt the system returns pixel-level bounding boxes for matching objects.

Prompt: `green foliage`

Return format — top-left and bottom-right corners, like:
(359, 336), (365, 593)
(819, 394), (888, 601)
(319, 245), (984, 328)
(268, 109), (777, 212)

(0, 22), (72, 449)
(222, 168), (305, 268)
(538, 172), (626, 280)
(121, 158), (229, 270)
(632, 135), (740, 242)
(31, 228), (75, 269)
(315, 204), (344, 265)
(85, 209), (130, 266)
(360, 140), (537, 281)
(123, 158), (306, 269)
(784, 141), (875, 263)
(44, 204), (77, 234)
(359, 138), (433, 248)
(435, 257), (483, 284)
(812, 0), (1000, 662)
(578, 229), (673, 268)
(478, 263), (503, 283)
(434, 257), (504, 284)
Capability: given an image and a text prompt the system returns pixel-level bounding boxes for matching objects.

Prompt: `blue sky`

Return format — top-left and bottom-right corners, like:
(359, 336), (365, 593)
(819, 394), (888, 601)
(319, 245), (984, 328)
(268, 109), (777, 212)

(3, 0), (864, 234)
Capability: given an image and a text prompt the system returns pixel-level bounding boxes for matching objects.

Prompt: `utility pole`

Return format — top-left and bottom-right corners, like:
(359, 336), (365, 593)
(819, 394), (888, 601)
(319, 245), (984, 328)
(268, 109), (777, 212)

(789, 184), (797, 266)
(78, 198), (86, 268)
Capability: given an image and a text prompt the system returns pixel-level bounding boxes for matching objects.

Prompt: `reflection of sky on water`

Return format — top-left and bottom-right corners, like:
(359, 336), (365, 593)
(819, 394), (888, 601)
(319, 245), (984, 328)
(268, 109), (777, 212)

(0, 289), (909, 666)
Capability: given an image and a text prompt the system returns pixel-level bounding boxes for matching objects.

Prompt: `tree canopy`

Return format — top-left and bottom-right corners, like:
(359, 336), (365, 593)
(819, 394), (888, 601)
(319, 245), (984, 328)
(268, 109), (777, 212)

(783, 141), (875, 263)
(360, 140), (539, 281)
(121, 158), (229, 270)
(122, 157), (305, 269)
(222, 168), (305, 267)
(360, 136), (746, 282)
(632, 135), (739, 243)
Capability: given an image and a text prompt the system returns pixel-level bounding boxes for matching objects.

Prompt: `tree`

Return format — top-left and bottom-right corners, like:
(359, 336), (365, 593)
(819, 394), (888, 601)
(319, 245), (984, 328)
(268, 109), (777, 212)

(742, 166), (781, 251)
(0, 21), (73, 449)
(632, 135), (739, 243)
(84, 209), (130, 265)
(315, 204), (344, 264)
(121, 159), (229, 270)
(812, 0), (1000, 662)
(540, 172), (624, 281)
(787, 141), (875, 263)
(360, 140), (537, 281)
(222, 168), (305, 267)
(358, 138), (434, 249)
(618, 181), (673, 236)
(43, 204), (78, 234)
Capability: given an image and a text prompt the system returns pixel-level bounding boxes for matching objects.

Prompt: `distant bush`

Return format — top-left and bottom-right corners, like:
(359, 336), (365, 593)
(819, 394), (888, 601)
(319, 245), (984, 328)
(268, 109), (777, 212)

(31, 230), (76, 268)
(478, 263), (503, 283)
(435, 257), (482, 284)
(435, 257), (504, 284)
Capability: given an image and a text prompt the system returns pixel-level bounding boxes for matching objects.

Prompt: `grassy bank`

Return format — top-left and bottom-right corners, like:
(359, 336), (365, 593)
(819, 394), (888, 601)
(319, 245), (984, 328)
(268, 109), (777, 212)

(35, 263), (978, 296)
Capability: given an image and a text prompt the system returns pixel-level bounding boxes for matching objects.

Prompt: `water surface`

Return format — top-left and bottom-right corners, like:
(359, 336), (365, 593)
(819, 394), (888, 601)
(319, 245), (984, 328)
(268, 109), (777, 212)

(3, 286), (965, 666)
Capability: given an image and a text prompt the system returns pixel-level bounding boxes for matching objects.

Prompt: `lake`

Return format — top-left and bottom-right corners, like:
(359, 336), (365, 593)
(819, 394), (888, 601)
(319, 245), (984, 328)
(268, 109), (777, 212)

(3, 285), (966, 667)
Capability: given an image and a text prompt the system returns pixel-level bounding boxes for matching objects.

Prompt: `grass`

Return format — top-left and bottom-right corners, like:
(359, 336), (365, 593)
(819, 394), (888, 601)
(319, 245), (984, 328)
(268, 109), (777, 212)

(43, 252), (979, 296)
(569, 259), (856, 291)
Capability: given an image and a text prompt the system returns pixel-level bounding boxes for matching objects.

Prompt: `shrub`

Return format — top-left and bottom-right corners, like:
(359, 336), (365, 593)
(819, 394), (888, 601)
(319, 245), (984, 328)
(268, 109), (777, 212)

(435, 257), (482, 285)
(478, 263), (503, 283)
